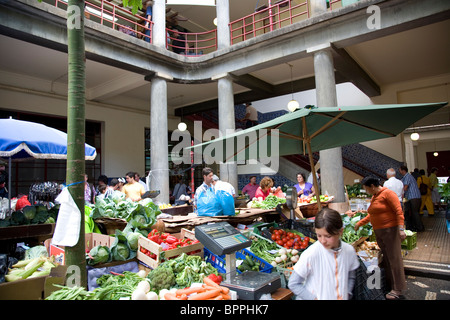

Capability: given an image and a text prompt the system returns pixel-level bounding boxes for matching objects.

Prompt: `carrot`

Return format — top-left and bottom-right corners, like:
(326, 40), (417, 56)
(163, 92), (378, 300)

(203, 277), (230, 294)
(176, 286), (205, 296)
(203, 276), (221, 288)
(187, 288), (221, 300)
(164, 292), (187, 300)
(220, 293), (231, 300)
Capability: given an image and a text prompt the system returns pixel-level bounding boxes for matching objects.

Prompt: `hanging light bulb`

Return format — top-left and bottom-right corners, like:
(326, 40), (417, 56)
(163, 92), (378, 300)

(287, 99), (300, 112)
(178, 122), (187, 132)
(433, 151), (439, 157)
(213, 17), (217, 26)
(410, 132), (420, 141)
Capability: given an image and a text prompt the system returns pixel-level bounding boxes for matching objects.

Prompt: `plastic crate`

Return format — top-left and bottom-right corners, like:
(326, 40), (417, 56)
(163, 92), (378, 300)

(401, 232), (417, 250)
(352, 258), (386, 300)
(203, 247), (273, 274)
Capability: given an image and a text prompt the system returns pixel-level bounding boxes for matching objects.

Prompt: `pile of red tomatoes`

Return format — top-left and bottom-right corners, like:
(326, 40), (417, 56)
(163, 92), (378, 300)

(270, 229), (310, 250)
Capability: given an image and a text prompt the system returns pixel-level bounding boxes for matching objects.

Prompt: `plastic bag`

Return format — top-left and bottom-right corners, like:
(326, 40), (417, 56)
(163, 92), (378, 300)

(197, 188), (223, 217)
(216, 189), (235, 216)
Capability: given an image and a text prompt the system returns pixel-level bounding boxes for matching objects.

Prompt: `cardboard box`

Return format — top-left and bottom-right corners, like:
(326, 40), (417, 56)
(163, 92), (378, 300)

(44, 233), (114, 265)
(0, 265), (68, 300)
(137, 228), (203, 269)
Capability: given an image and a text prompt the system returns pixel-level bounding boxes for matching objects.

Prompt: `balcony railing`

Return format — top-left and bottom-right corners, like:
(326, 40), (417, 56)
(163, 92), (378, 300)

(42, 0), (344, 55)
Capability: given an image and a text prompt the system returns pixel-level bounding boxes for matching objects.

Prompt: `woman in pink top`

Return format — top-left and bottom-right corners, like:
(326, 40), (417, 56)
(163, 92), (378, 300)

(254, 176), (273, 200)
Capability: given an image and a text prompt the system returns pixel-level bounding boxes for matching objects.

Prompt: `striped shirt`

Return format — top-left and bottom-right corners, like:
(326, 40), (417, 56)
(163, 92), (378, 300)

(401, 172), (421, 200)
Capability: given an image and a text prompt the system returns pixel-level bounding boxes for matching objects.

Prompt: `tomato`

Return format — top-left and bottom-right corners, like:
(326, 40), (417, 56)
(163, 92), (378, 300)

(302, 240), (309, 248)
(276, 240), (283, 246)
(303, 236), (310, 243)
(271, 234), (277, 241)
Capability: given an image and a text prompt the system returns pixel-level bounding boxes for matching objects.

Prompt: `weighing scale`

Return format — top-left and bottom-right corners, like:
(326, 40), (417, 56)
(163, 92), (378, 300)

(195, 222), (281, 300)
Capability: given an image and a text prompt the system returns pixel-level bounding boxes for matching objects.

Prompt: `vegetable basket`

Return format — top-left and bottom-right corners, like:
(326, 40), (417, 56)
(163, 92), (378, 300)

(401, 231), (417, 250)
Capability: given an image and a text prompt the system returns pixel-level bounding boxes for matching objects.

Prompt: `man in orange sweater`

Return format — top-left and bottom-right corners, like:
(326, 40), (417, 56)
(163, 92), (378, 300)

(355, 176), (406, 300)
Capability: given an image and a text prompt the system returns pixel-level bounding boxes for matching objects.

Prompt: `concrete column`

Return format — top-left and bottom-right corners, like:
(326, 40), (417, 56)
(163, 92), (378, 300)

(216, 0), (230, 49)
(152, 0), (166, 48)
(150, 75), (170, 204)
(217, 74), (238, 191)
(312, 47), (346, 204)
(310, 0), (328, 16)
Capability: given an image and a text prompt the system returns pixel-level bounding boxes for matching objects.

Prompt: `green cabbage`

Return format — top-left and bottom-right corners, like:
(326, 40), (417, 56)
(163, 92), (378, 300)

(23, 206), (36, 220)
(126, 231), (141, 251)
(86, 245), (111, 266)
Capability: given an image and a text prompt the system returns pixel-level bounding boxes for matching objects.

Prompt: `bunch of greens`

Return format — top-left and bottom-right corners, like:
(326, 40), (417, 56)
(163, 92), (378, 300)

(0, 204), (59, 228)
(342, 212), (373, 243)
(89, 271), (145, 300)
(90, 194), (161, 236)
(146, 253), (218, 292)
(251, 195), (286, 209)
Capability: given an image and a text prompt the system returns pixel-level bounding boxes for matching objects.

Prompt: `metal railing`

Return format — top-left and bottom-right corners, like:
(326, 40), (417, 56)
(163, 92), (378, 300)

(43, 0), (344, 55)
(230, 0), (310, 45)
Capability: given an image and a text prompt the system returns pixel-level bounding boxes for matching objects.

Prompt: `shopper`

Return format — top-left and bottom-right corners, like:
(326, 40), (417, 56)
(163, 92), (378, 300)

(239, 102), (258, 128)
(288, 208), (359, 300)
(355, 176), (407, 300)
(242, 176), (259, 199)
(212, 175), (235, 196)
(172, 176), (190, 202)
(254, 176), (273, 200)
(84, 174), (96, 205)
(171, 29), (187, 54)
(142, 0), (152, 43)
(399, 165), (424, 232)
(294, 172), (315, 198)
(383, 168), (403, 204)
(96, 174), (108, 196)
(122, 171), (145, 201)
(428, 167), (442, 211)
(417, 169), (434, 216)
(135, 172), (148, 192)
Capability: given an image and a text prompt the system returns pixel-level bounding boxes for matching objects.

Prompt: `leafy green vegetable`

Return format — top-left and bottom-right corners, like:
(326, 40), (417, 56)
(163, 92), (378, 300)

(22, 206), (36, 220)
(86, 245), (111, 266)
(341, 212), (373, 243)
(251, 195), (286, 209)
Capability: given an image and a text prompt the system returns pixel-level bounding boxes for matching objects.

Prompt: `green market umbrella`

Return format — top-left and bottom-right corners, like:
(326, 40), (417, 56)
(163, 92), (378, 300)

(186, 102), (448, 209)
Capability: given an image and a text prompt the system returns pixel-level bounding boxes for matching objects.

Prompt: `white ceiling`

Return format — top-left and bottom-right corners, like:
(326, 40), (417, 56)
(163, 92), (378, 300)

(0, 2), (449, 119)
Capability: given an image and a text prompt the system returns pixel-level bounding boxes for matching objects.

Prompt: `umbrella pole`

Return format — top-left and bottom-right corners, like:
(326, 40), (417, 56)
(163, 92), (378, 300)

(8, 157), (11, 215)
(302, 118), (322, 211)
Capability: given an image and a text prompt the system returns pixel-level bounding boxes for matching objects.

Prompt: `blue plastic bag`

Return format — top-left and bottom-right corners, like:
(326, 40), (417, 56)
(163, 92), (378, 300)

(216, 189), (235, 216)
(197, 188), (223, 217)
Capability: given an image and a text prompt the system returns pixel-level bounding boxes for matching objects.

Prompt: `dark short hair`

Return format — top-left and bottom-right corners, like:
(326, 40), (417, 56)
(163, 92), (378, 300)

(296, 172), (306, 180)
(202, 167), (213, 177)
(315, 208), (343, 235)
(400, 165), (408, 172)
(109, 178), (119, 187)
(361, 176), (381, 187)
(126, 171), (135, 179)
(97, 174), (108, 184)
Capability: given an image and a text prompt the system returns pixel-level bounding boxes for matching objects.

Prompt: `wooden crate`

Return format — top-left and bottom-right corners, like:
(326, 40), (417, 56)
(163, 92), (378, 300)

(137, 228), (204, 269)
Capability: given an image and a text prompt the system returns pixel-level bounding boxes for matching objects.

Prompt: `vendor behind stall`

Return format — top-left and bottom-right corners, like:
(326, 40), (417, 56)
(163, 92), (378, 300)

(294, 172), (315, 198)
(193, 167), (215, 212)
(254, 176), (274, 200)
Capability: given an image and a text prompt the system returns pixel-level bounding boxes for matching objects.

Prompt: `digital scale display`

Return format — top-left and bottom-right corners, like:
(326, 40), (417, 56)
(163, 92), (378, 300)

(195, 222), (252, 255)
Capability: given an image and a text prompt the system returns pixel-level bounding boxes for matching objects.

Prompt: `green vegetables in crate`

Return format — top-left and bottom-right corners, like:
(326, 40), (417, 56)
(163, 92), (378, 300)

(341, 212), (373, 243)
(249, 195), (286, 209)
(86, 245), (112, 266)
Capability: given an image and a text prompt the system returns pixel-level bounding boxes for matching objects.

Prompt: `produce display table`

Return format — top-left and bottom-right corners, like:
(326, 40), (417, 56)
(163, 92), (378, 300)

(160, 208), (279, 233)
(0, 223), (55, 241)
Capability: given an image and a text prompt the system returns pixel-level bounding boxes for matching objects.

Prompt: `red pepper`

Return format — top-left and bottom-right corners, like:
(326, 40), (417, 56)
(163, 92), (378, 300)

(207, 273), (223, 284)
(165, 235), (178, 244)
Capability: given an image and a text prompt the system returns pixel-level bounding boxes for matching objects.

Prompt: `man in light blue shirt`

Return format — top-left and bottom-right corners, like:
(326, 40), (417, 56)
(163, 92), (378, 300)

(399, 165), (424, 232)
(193, 167), (215, 212)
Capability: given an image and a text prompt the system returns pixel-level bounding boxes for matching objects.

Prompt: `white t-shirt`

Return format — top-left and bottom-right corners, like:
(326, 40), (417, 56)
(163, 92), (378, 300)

(293, 241), (359, 300)
(383, 177), (404, 202)
(246, 105), (258, 121)
(214, 180), (235, 196)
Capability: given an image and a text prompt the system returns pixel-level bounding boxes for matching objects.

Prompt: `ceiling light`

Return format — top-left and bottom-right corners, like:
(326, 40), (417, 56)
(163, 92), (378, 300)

(433, 151), (439, 157)
(410, 132), (420, 141)
(213, 18), (217, 26)
(287, 99), (300, 112)
(178, 122), (187, 132)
